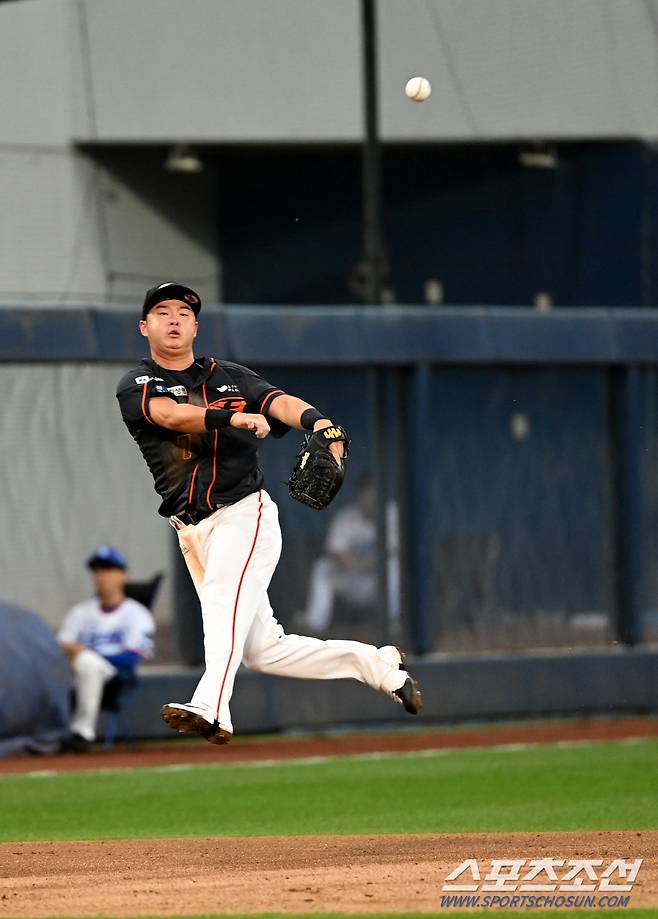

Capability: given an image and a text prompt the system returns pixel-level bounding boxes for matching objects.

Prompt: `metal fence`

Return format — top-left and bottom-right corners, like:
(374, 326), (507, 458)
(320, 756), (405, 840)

(1, 304), (658, 660)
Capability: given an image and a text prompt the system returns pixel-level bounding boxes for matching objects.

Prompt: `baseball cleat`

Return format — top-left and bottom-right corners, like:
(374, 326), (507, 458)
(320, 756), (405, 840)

(378, 646), (423, 715)
(160, 703), (232, 745)
(61, 732), (92, 754)
(394, 676), (423, 715)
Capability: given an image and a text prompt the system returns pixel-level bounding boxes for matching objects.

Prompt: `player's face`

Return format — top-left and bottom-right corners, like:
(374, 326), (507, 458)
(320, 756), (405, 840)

(139, 300), (198, 355)
(90, 566), (127, 602)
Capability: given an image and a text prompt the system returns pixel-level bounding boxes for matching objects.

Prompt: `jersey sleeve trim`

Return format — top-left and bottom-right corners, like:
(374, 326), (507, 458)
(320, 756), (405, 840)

(259, 389), (285, 414)
(202, 369), (220, 511)
(140, 380), (178, 426)
(141, 382), (155, 425)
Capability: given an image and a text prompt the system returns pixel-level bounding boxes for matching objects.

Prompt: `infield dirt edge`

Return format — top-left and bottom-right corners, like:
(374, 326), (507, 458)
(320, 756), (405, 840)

(0, 831), (655, 917)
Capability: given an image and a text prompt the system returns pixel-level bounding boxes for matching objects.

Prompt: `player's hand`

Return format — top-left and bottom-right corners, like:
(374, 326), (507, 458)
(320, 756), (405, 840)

(59, 641), (87, 661)
(230, 412), (270, 439)
(314, 419), (344, 465)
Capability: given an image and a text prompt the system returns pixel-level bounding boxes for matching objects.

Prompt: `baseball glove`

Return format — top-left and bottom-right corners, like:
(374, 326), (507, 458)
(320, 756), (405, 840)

(288, 425), (350, 510)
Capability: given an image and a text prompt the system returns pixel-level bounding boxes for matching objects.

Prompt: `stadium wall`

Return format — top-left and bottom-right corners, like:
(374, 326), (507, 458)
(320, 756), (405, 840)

(1, 305), (657, 653)
(5, 0), (658, 145)
(3, 1), (658, 306)
(107, 648), (658, 739)
(0, 305), (656, 732)
(61, 0), (658, 144)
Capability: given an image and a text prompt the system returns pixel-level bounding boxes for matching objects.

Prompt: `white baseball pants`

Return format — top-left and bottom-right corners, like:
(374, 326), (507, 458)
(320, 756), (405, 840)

(184, 489), (406, 734)
(70, 648), (118, 741)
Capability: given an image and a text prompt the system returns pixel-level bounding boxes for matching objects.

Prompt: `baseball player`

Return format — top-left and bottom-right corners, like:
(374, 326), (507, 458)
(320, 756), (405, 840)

(116, 282), (422, 745)
(58, 546), (155, 751)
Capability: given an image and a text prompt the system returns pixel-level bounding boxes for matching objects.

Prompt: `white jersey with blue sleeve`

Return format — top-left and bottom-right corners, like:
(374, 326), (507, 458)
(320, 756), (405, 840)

(58, 597), (155, 660)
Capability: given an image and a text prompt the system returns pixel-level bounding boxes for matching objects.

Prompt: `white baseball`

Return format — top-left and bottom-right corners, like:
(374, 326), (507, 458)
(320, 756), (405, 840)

(405, 76), (431, 102)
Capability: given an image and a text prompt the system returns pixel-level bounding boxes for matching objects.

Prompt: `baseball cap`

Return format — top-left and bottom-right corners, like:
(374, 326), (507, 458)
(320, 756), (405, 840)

(141, 282), (202, 320)
(86, 546), (128, 570)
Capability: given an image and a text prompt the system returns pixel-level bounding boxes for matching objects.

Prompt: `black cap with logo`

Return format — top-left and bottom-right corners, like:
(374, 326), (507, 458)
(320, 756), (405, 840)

(141, 282), (202, 320)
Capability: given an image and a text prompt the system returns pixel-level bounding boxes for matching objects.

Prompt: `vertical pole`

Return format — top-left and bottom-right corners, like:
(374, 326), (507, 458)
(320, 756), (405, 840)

(608, 367), (643, 646)
(394, 368), (412, 647)
(361, 0), (384, 305)
(409, 363), (434, 654)
(368, 367), (391, 643)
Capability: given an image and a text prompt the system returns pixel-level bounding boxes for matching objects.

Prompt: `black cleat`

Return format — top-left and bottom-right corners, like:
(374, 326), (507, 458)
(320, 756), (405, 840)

(394, 676), (423, 715)
(61, 733), (91, 753)
(379, 646), (424, 715)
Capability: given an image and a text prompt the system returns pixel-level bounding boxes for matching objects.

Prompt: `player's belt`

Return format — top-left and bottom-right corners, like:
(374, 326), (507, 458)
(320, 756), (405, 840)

(176, 508), (212, 526)
(176, 505), (227, 526)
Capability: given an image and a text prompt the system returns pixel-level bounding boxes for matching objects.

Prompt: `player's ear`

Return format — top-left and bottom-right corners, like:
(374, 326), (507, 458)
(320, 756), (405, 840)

(139, 320), (148, 337)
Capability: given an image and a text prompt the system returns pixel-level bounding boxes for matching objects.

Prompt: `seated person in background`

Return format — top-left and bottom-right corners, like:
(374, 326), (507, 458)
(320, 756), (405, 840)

(57, 546), (155, 752)
(303, 477), (400, 635)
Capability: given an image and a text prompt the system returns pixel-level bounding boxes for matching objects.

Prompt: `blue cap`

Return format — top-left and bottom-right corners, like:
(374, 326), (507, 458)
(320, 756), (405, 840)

(86, 546), (128, 570)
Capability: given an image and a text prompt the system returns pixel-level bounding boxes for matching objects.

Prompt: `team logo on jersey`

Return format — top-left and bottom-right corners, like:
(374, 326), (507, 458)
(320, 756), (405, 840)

(168, 385), (187, 397)
(208, 397), (247, 412)
(134, 375), (165, 384)
(217, 384), (240, 394)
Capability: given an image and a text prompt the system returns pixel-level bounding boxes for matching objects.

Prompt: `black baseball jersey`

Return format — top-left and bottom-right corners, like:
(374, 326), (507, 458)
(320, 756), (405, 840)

(116, 357), (289, 519)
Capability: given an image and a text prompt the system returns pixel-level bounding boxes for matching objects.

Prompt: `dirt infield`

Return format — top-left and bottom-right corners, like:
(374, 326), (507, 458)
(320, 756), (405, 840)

(0, 715), (655, 776)
(0, 831), (656, 916)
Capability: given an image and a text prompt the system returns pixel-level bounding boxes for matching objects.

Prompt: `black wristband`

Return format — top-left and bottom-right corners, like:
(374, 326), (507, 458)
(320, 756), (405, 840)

(300, 407), (325, 430)
(205, 408), (236, 430)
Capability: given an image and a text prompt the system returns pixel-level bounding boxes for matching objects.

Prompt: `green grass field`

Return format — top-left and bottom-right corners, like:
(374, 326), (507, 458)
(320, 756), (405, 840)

(3, 739), (657, 918)
(1, 739), (656, 841)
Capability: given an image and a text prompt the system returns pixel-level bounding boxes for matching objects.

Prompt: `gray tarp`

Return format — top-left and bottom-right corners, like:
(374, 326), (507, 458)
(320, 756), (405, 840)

(0, 603), (70, 756)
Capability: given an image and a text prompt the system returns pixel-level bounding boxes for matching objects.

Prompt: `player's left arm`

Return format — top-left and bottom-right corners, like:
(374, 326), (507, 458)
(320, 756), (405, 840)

(268, 394), (344, 463)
